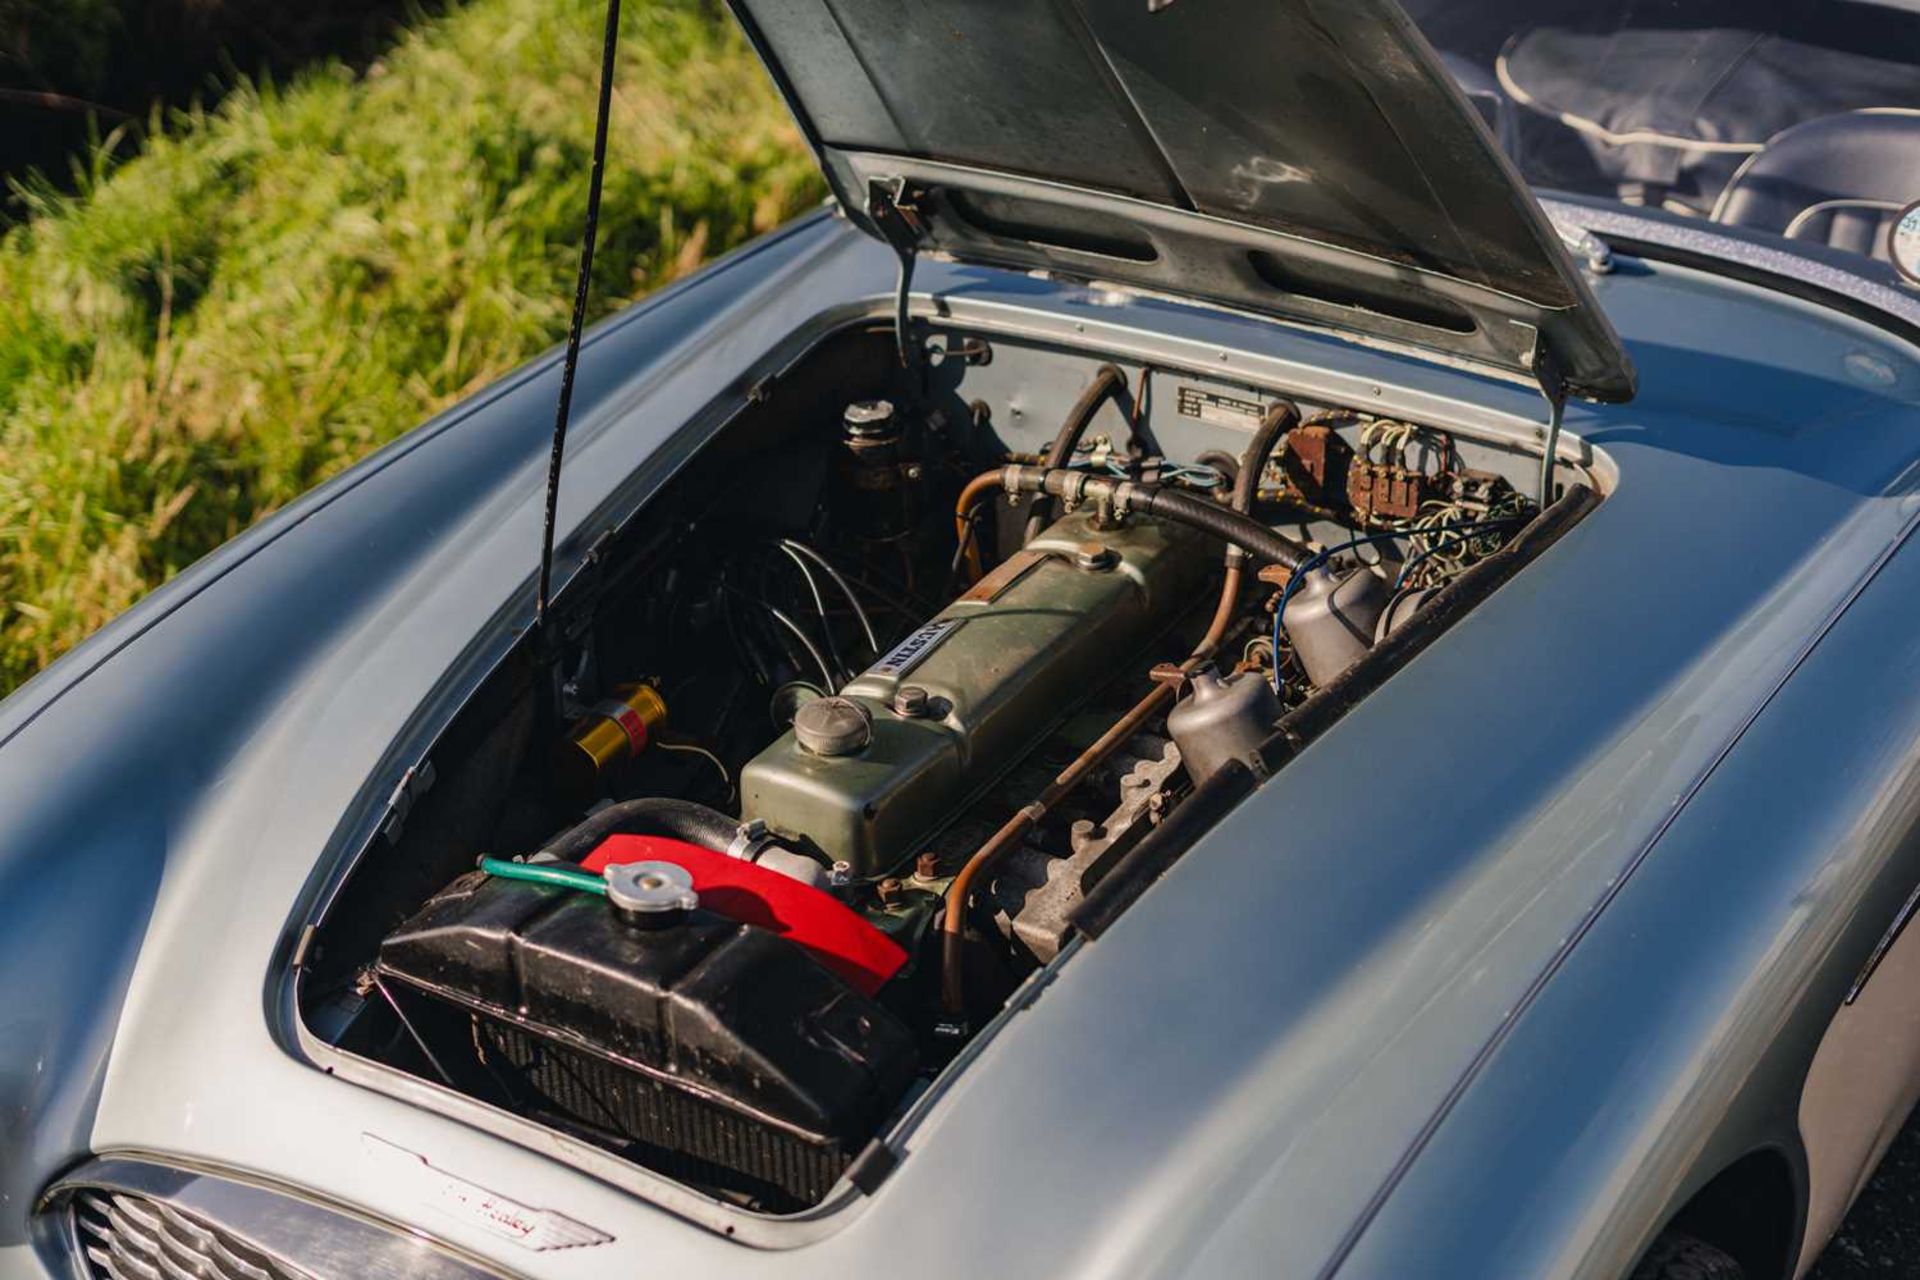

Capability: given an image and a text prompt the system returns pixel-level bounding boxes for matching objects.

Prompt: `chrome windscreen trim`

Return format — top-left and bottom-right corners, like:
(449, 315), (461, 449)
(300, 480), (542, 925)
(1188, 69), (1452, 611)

(1541, 195), (1920, 343)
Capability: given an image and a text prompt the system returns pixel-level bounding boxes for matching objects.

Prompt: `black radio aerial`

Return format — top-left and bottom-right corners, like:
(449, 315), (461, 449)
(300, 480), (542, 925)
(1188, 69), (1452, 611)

(536, 0), (622, 629)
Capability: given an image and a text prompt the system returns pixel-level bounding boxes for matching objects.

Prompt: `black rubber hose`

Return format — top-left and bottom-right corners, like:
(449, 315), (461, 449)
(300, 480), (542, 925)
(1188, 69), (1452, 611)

(541, 797), (738, 862)
(1226, 400), (1300, 563)
(1232, 401), (1299, 516)
(996, 466), (1312, 571)
(1134, 486), (1311, 571)
(1022, 363), (1128, 545)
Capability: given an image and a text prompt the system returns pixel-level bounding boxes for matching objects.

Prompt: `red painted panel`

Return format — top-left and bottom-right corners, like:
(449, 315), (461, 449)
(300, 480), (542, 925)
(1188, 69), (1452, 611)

(581, 834), (907, 997)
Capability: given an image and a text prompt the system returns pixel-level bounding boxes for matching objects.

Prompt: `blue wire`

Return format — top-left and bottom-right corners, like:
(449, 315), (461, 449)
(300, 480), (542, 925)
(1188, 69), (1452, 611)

(1269, 528), (1410, 691)
(1064, 459), (1226, 488)
(1389, 517), (1523, 591)
(1267, 518), (1521, 692)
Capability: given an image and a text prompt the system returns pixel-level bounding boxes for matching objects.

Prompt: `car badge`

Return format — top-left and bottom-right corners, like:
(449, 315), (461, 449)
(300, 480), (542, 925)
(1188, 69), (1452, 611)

(362, 1134), (613, 1251)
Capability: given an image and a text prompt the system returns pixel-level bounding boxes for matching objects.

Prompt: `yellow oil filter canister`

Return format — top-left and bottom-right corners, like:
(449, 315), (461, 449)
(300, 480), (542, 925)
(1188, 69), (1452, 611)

(560, 684), (668, 796)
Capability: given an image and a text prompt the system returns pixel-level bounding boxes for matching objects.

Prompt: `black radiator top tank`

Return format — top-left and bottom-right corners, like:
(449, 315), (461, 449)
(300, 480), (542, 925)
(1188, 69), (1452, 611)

(375, 868), (918, 1209)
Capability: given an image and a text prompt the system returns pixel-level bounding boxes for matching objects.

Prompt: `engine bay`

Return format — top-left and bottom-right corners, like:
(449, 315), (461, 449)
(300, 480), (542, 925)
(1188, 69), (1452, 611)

(296, 323), (1596, 1219)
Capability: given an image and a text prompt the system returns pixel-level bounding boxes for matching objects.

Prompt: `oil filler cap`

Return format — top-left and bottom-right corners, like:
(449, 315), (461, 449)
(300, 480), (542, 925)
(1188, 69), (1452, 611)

(842, 399), (897, 438)
(794, 696), (873, 757)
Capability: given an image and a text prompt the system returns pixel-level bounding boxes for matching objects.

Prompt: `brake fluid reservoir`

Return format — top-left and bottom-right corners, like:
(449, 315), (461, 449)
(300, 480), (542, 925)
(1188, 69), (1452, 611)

(838, 399), (917, 540)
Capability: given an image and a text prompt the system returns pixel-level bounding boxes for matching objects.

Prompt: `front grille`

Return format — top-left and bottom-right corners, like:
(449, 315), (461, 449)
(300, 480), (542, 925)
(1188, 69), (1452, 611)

(71, 1189), (313, 1280)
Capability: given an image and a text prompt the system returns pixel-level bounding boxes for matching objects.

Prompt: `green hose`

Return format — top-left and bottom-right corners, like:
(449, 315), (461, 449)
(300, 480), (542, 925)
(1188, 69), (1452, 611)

(478, 856), (607, 897)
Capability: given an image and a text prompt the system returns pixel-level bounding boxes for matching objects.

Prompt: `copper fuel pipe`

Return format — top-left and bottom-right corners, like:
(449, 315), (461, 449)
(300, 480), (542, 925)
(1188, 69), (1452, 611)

(938, 400), (1298, 1019)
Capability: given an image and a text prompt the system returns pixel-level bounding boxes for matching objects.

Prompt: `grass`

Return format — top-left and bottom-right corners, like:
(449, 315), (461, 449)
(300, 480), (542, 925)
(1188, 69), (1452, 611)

(0, 0), (822, 692)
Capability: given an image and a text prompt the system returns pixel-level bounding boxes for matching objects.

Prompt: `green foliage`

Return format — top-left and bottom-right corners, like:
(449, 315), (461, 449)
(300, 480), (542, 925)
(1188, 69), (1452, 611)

(0, 0), (822, 690)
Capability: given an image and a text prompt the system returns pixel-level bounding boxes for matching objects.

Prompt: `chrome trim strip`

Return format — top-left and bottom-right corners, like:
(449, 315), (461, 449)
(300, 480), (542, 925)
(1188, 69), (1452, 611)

(1847, 876), (1920, 1004)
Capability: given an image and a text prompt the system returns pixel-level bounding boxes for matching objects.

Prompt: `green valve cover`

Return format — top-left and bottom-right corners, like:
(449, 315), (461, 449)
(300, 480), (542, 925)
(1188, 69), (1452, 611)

(740, 507), (1213, 875)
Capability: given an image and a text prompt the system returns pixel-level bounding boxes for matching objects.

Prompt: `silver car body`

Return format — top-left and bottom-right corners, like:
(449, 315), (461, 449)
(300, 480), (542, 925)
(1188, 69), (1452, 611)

(3, 177), (1920, 1280)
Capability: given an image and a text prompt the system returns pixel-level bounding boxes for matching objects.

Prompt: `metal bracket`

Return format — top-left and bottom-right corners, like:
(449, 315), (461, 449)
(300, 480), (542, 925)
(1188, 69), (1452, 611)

(924, 334), (992, 367)
(866, 177), (926, 367)
(1552, 219), (1614, 276)
(844, 1137), (901, 1195)
(380, 758), (439, 843)
(1530, 340), (1568, 510)
(724, 818), (779, 862)
(549, 631), (601, 723)
(290, 923), (318, 970)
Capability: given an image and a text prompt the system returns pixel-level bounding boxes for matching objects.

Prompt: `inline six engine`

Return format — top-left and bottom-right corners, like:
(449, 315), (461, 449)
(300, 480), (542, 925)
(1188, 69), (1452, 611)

(301, 325), (1591, 1218)
(740, 505), (1214, 877)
